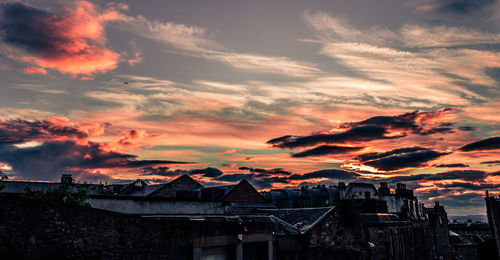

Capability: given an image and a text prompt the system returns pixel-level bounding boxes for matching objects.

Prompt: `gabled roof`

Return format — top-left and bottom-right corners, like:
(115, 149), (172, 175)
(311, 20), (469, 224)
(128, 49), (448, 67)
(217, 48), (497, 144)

(201, 180), (268, 203)
(147, 174), (204, 197)
(258, 206), (335, 234)
(167, 174), (203, 188)
(116, 175), (205, 197)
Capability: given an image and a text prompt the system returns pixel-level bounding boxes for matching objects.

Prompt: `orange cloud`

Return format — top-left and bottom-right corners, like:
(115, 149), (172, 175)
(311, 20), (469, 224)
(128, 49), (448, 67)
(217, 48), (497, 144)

(23, 67), (47, 75)
(1, 1), (120, 76)
(217, 148), (236, 154)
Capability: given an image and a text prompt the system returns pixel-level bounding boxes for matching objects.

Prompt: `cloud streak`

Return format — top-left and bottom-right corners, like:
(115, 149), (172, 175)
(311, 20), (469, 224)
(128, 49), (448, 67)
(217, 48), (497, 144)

(355, 147), (449, 171)
(291, 145), (363, 158)
(268, 125), (393, 149)
(117, 12), (320, 78)
(459, 136), (500, 152)
(304, 11), (500, 106)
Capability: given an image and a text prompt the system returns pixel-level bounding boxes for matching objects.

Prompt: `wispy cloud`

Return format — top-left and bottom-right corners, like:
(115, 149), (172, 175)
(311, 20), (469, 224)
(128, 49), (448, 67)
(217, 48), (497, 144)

(303, 11), (500, 106)
(116, 13), (321, 78)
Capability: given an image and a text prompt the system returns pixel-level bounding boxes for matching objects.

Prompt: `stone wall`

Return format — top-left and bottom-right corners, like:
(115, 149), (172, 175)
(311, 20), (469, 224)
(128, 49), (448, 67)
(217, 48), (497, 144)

(89, 196), (225, 215)
(0, 195), (271, 259)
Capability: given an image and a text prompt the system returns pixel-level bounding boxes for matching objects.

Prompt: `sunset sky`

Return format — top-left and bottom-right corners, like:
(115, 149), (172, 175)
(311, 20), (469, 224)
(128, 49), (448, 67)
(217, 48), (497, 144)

(0, 0), (499, 215)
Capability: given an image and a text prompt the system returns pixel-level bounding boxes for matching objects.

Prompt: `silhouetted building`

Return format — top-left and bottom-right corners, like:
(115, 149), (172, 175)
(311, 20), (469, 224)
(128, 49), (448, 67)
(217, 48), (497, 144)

(426, 201), (451, 260)
(485, 190), (500, 258)
(378, 183), (425, 220)
(0, 174), (103, 195)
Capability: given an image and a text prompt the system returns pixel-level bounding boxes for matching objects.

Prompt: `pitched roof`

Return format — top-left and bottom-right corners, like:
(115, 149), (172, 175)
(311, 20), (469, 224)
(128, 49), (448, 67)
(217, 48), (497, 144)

(258, 206), (335, 234)
(147, 174), (204, 197)
(201, 180), (268, 203)
(167, 174), (204, 188)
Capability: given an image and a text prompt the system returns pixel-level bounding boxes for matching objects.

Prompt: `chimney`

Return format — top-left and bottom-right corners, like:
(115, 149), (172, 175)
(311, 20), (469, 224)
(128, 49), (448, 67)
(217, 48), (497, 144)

(61, 174), (73, 184)
(338, 182), (346, 200)
(379, 182), (390, 196)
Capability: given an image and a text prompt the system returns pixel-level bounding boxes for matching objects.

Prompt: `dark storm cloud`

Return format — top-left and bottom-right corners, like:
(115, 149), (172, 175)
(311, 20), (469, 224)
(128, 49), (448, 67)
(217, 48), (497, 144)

(0, 118), (89, 144)
(434, 163), (469, 168)
(458, 126), (477, 131)
(459, 137), (500, 152)
(0, 140), (188, 181)
(0, 3), (53, 53)
(288, 169), (359, 181)
(341, 109), (456, 136)
(437, 0), (496, 13)
(355, 147), (449, 171)
(216, 173), (254, 182)
(142, 167), (185, 176)
(142, 167), (223, 178)
(267, 125), (392, 149)
(142, 166), (171, 176)
(481, 160), (500, 166)
(268, 109), (458, 150)
(238, 167), (292, 176)
(190, 167), (224, 177)
(436, 182), (500, 190)
(291, 145), (363, 158)
(385, 170), (496, 183)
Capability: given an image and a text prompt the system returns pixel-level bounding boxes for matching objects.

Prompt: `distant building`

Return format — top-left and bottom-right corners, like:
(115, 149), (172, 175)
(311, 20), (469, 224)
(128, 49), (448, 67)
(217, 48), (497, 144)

(378, 182), (426, 220)
(485, 190), (500, 258)
(426, 201), (452, 260)
(263, 182), (424, 219)
(0, 174), (104, 195)
(262, 182), (384, 209)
